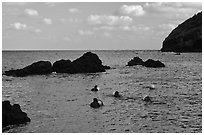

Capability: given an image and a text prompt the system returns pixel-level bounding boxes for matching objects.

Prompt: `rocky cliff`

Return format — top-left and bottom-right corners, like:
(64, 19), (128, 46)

(161, 12), (202, 52)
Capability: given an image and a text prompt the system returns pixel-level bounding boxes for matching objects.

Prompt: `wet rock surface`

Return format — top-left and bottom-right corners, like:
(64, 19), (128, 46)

(53, 52), (110, 73)
(52, 59), (72, 73)
(143, 59), (165, 68)
(2, 101), (31, 130)
(4, 61), (52, 77)
(127, 57), (165, 68)
(4, 52), (111, 76)
(127, 57), (144, 66)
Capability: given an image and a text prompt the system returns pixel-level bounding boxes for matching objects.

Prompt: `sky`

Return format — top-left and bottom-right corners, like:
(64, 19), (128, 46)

(2, 2), (202, 50)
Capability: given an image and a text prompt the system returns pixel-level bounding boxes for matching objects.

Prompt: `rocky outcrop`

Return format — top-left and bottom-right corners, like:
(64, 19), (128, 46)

(4, 61), (52, 77)
(4, 52), (111, 76)
(70, 52), (106, 73)
(52, 59), (72, 73)
(126, 57), (144, 66)
(143, 59), (165, 68)
(161, 12), (202, 52)
(2, 101), (31, 129)
(127, 57), (165, 68)
(52, 52), (110, 74)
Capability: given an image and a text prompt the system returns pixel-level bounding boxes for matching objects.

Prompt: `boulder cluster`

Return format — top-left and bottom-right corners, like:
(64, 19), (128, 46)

(4, 52), (110, 77)
(127, 57), (165, 68)
(3, 52), (165, 77)
(2, 101), (31, 130)
(53, 52), (110, 74)
(4, 61), (52, 77)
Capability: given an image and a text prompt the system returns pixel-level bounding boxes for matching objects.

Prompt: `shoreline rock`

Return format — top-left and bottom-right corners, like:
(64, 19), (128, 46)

(126, 57), (144, 66)
(161, 12), (202, 52)
(52, 59), (72, 73)
(126, 57), (165, 68)
(143, 59), (165, 68)
(4, 61), (52, 77)
(53, 52), (110, 74)
(2, 101), (31, 130)
(3, 52), (111, 77)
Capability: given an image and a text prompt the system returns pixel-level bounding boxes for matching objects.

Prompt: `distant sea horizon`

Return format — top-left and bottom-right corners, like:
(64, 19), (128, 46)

(2, 49), (160, 51)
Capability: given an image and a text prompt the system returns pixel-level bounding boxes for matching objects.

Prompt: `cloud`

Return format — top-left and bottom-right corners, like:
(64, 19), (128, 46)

(10, 22), (42, 33)
(59, 18), (67, 23)
(103, 32), (111, 37)
(120, 26), (131, 31)
(78, 30), (94, 35)
(24, 8), (38, 16)
(131, 25), (151, 32)
(34, 29), (42, 33)
(3, 2), (27, 6)
(63, 36), (71, 41)
(69, 18), (82, 23)
(43, 18), (52, 25)
(159, 23), (176, 30)
(120, 5), (145, 16)
(69, 8), (79, 13)
(143, 2), (201, 18)
(11, 22), (27, 30)
(44, 2), (56, 7)
(93, 26), (114, 31)
(87, 15), (133, 26)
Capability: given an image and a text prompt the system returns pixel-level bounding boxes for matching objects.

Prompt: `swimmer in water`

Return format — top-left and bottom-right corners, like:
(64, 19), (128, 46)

(90, 98), (103, 108)
(113, 91), (121, 98)
(91, 85), (99, 91)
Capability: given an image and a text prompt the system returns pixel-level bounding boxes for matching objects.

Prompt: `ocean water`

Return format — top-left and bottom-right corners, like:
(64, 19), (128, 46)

(2, 50), (202, 133)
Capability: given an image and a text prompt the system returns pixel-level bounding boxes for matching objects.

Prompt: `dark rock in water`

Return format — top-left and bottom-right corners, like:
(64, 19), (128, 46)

(53, 52), (110, 74)
(126, 57), (165, 68)
(143, 96), (152, 102)
(52, 59), (72, 73)
(103, 65), (111, 69)
(4, 52), (110, 76)
(161, 12), (202, 52)
(2, 100), (31, 129)
(143, 59), (165, 68)
(4, 61), (52, 77)
(127, 57), (144, 66)
(71, 52), (106, 73)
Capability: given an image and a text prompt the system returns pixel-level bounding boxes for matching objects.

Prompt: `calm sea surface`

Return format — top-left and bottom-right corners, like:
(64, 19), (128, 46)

(2, 50), (202, 133)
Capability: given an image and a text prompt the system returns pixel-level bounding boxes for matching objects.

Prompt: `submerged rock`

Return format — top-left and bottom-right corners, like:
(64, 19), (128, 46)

(2, 101), (31, 129)
(161, 12), (202, 52)
(127, 57), (144, 66)
(143, 59), (165, 68)
(4, 61), (52, 77)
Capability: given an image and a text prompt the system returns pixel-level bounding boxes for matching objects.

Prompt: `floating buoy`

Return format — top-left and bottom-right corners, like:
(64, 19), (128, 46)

(148, 84), (155, 90)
